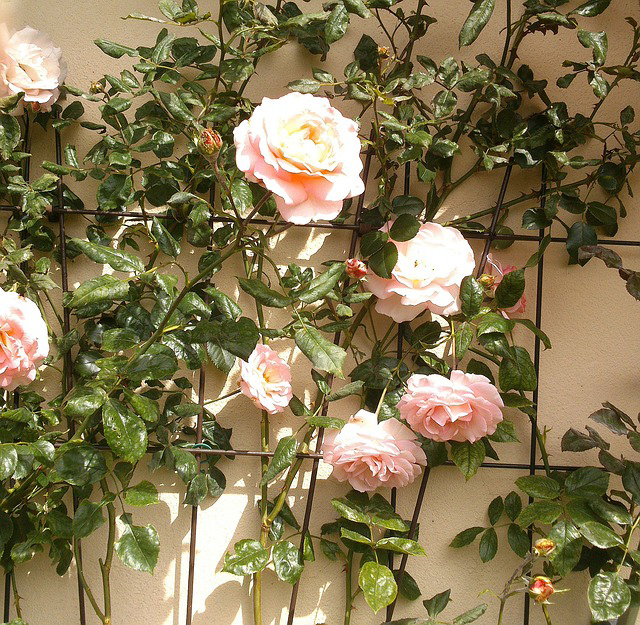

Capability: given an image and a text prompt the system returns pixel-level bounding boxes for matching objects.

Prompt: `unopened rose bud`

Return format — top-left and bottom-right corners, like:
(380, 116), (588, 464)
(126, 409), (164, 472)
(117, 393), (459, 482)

(90, 81), (104, 95)
(346, 258), (367, 280)
(478, 273), (496, 289)
(529, 576), (554, 603)
(198, 128), (223, 157)
(534, 538), (556, 557)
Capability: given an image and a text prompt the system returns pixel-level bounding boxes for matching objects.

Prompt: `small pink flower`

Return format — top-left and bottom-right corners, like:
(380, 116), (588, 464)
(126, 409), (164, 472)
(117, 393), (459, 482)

(234, 92), (364, 225)
(346, 258), (367, 280)
(0, 288), (49, 390)
(240, 344), (292, 414)
(484, 254), (527, 317)
(322, 410), (426, 492)
(529, 576), (555, 603)
(0, 26), (66, 114)
(366, 222), (475, 323)
(398, 371), (504, 443)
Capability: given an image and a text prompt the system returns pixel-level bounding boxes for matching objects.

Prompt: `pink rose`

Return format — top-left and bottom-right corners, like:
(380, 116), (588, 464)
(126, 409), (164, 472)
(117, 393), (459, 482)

(484, 254), (527, 317)
(322, 410), (426, 492)
(239, 344), (292, 414)
(0, 26), (66, 113)
(0, 288), (49, 390)
(366, 222), (475, 323)
(234, 92), (364, 224)
(398, 371), (504, 443)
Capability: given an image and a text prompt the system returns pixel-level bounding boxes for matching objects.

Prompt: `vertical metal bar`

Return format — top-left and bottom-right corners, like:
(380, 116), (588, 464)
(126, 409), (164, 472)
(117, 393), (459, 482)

(54, 122), (87, 625)
(523, 164), (548, 625)
(286, 139), (374, 625)
(185, 189), (215, 625)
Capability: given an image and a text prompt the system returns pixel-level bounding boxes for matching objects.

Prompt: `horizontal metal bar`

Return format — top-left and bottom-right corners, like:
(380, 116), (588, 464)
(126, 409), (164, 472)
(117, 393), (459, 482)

(51, 440), (580, 471)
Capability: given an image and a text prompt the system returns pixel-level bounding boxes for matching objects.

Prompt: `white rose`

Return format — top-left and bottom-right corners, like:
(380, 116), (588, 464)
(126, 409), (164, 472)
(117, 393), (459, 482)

(0, 25), (66, 113)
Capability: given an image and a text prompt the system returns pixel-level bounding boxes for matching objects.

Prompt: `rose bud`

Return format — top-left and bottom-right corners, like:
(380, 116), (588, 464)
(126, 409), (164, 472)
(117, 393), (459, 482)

(198, 128), (223, 157)
(534, 538), (556, 557)
(478, 273), (496, 290)
(346, 258), (367, 280)
(529, 576), (554, 603)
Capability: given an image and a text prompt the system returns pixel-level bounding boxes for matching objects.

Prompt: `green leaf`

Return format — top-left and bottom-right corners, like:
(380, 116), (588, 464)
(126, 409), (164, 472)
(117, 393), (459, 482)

(273, 541), (304, 584)
(238, 278), (293, 308)
(454, 322), (474, 360)
(102, 399), (148, 463)
(124, 390), (160, 425)
(126, 344), (179, 382)
(306, 416), (346, 429)
(423, 589), (451, 617)
(516, 501), (563, 528)
(331, 498), (370, 525)
(298, 263), (345, 304)
(222, 539), (269, 576)
(0, 446), (17, 480)
(260, 436), (297, 486)
(479, 527), (498, 562)
(72, 501), (106, 538)
(125, 481), (159, 507)
(376, 537), (425, 556)
(476, 312), (514, 336)
(515, 475), (561, 499)
(389, 214), (421, 242)
(64, 386), (108, 419)
(565, 467), (609, 498)
(459, 0), (496, 47)
(453, 603), (488, 625)
(94, 39), (137, 58)
(325, 2), (349, 44)
(513, 319), (552, 349)
(369, 242), (398, 279)
(102, 328), (139, 352)
(578, 521), (623, 548)
(71, 239), (144, 273)
(548, 520), (582, 576)
(115, 514), (159, 573)
(588, 573), (631, 622)
(499, 347), (537, 392)
(450, 440), (485, 480)
(488, 496), (504, 525)
(495, 268), (524, 308)
(344, 0), (371, 18)
(507, 523), (530, 558)
(504, 492), (522, 521)
(194, 317), (259, 362)
(158, 90), (194, 122)
(184, 473), (208, 506)
(54, 444), (107, 486)
(0, 114), (20, 159)
(460, 276), (484, 318)
(570, 0), (611, 17)
(358, 561), (397, 614)
(566, 222), (597, 265)
(578, 30), (608, 65)
(295, 322), (346, 378)
(151, 218), (181, 257)
(66, 275), (129, 310)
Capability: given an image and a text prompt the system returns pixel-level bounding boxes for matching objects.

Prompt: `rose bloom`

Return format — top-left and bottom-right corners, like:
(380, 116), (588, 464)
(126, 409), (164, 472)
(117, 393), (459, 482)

(0, 288), (49, 390)
(398, 371), (504, 443)
(483, 254), (526, 317)
(322, 409), (426, 492)
(234, 92), (364, 225)
(0, 26), (66, 113)
(239, 344), (292, 415)
(366, 222), (475, 323)
(529, 576), (554, 603)
(534, 538), (556, 557)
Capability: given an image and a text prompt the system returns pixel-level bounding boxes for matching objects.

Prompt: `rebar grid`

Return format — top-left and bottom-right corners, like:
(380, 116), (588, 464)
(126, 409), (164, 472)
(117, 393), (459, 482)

(1, 119), (620, 625)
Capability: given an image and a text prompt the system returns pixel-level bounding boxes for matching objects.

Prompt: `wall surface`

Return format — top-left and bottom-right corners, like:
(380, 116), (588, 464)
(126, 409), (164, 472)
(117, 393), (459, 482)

(1, 1), (640, 624)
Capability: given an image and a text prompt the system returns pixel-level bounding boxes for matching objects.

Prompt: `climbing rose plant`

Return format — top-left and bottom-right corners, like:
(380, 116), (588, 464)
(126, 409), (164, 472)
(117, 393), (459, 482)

(0, 1), (638, 624)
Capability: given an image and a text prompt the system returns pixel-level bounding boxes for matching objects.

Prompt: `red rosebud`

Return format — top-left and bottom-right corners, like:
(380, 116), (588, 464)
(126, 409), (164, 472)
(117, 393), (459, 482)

(529, 576), (554, 603)
(534, 538), (556, 557)
(198, 128), (223, 157)
(346, 258), (367, 280)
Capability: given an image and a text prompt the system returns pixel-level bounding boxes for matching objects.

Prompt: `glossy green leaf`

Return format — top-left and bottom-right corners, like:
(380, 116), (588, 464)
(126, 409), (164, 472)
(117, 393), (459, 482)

(273, 540), (304, 584)
(358, 561), (397, 614)
(459, 0), (496, 47)
(295, 322), (346, 378)
(222, 539), (269, 576)
(588, 572), (631, 622)
(115, 514), (159, 574)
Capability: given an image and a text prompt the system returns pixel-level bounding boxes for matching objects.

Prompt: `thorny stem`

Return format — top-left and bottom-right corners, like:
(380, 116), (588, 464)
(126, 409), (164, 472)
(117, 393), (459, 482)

(74, 537), (106, 623)
(11, 571), (22, 619)
(99, 480), (116, 625)
(541, 603), (553, 625)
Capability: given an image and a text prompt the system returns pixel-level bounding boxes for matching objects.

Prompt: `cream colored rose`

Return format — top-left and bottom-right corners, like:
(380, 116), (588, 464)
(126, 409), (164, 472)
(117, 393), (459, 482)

(234, 92), (364, 224)
(0, 25), (66, 113)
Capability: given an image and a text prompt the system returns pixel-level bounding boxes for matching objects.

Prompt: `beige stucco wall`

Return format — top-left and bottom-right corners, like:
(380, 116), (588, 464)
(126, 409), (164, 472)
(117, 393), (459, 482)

(2, 0), (640, 624)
